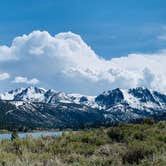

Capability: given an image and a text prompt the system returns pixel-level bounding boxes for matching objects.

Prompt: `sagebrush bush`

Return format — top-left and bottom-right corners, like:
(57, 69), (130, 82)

(157, 121), (166, 129)
(122, 142), (155, 164)
(133, 131), (146, 141)
(143, 118), (155, 125)
(107, 127), (125, 142)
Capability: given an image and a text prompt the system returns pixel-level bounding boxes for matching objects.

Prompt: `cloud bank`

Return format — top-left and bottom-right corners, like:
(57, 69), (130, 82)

(12, 76), (39, 85)
(0, 30), (166, 94)
(0, 73), (10, 80)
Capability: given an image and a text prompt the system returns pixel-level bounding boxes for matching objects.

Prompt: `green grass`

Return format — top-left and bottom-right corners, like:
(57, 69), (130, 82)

(0, 121), (166, 166)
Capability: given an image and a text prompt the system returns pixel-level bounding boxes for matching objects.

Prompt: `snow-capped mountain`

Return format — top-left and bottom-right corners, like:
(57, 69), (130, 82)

(0, 87), (46, 102)
(95, 87), (166, 111)
(0, 86), (166, 129)
(1, 86), (166, 113)
(0, 86), (96, 106)
(95, 87), (166, 122)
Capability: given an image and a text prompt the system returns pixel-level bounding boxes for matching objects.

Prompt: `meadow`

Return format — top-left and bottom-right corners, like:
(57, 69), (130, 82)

(0, 120), (165, 166)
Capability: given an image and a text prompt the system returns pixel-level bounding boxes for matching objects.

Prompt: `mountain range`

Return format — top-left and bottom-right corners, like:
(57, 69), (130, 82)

(0, 86), (166, 130)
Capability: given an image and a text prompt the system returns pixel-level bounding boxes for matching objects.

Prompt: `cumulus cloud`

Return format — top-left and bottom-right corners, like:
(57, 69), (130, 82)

(0, 73), (10, 80)
(12, 76), (39, 85)
(0, 30), (166, 94)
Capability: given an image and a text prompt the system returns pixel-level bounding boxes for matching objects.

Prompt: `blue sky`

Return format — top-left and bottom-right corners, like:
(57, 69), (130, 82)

(0, 0), (166, 58)
(0, 0), (166, 94)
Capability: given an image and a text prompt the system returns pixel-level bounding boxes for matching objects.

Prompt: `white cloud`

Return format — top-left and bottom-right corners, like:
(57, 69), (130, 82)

(12, 76), (39, 85)
(0, 30), (166, 94)
(0, 46), (17, 61)
(0, 73), (10, 80)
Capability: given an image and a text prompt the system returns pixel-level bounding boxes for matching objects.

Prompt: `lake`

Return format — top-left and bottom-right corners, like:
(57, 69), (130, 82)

(0, 131), (64, 141)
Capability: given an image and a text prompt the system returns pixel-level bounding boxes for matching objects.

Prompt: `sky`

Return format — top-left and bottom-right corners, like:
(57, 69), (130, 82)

(0, 0), (166, 95)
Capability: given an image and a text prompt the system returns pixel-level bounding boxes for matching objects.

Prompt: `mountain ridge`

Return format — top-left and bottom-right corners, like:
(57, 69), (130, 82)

(0, 86), (166, 129)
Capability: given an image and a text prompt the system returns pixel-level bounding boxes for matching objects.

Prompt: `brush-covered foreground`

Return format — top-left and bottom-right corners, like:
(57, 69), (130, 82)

(0, 121), (166, 166)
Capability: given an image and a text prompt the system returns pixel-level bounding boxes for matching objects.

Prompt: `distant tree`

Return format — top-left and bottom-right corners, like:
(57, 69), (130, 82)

(11, 130), (19, 141)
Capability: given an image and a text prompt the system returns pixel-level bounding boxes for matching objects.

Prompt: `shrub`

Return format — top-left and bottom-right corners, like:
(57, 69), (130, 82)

(11, 130), (19, 141)
(107, 127), (124, 142)
(11, 140), (23, 156)
(133, 131), (146, 141)
(157, 121), (166, 129)
(157, 134), (166, 143)
(143, 118), (155, 125)
(80, 134), (104, 146)
(122, 143), (154, 164)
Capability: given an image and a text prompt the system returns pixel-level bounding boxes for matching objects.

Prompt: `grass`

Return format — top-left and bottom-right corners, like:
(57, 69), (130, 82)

(0, 121), (165, 166)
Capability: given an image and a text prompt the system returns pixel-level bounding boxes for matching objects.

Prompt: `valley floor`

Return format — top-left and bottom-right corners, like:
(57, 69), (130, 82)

(0, 120), (166, 166)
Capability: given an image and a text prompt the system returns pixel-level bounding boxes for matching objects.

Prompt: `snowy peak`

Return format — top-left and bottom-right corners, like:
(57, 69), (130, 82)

(152, 91), (166, 107)
(95, 88), (124, 109)
(128, 87), (156, 103)
(14, 86), (46, 102)
(95, 87), (166, 111)
(0, 87), (25, 100)
(46, 91), (72, 104)
(1, 86), (166, 112)
(0, 87), (94, 105)
(0, 87), (46, 102)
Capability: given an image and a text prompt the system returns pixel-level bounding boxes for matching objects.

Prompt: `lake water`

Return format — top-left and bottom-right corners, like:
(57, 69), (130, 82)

(0, 131), (64, 141)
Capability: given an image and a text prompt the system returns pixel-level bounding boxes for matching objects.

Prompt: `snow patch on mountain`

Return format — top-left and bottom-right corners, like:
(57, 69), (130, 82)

(1, 86), (166, 120)
(0, 88), (25, 100)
